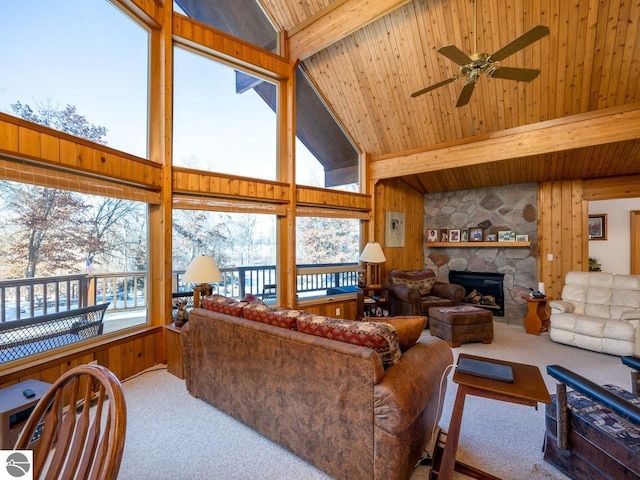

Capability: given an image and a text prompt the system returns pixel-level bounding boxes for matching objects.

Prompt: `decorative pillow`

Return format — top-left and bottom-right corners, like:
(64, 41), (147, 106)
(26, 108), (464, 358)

(296, 315), (401, 367)
(390, 270), (438, 296)
(242, 293), (267, 306)
(242, 303), (305, 330)
(200, 294), (246, 317)
(369, 316), (426, 351)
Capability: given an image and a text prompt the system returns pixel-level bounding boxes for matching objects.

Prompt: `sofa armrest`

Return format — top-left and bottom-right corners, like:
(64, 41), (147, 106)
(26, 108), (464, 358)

(549, 300), (575, 314)
(374, 336), (453, 435)
(432, 282), (465, 304)
(388, 283), (419, 303)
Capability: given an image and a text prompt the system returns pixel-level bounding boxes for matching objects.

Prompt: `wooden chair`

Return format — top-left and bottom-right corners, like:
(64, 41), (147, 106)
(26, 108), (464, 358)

(14, 364), (127, 480)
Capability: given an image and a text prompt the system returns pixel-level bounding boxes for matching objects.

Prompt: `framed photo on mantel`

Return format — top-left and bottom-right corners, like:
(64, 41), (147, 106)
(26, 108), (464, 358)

(469, 227), (483, 242)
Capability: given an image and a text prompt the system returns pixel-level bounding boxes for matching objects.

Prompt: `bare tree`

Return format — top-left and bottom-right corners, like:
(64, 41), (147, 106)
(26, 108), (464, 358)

(5, 185), (88, 277)
(11, 101), (107, 144)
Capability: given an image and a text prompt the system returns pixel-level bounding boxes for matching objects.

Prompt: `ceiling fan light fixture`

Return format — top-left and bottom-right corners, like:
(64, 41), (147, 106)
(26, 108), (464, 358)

(410, 3), (550, 107)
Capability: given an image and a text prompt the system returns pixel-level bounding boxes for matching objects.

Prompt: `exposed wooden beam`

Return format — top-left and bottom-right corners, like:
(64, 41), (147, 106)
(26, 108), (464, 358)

(369, 104), (640, 180)
(288, 0), (412, 61)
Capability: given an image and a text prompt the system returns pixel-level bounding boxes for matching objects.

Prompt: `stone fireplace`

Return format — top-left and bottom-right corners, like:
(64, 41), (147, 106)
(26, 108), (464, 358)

(424, 183), (538, 324)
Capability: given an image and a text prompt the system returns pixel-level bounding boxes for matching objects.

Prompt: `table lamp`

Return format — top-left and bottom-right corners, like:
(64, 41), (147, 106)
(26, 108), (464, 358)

(359, 242), (386, 288)
(182, 255), (222, 308)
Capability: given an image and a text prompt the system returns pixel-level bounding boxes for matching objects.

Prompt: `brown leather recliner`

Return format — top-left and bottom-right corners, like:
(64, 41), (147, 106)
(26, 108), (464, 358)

(388, 269), (465, 319)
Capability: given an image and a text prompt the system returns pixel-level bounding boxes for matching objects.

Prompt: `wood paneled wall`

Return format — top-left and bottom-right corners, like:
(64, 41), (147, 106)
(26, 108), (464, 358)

(0, 328), (163, 389)
(537, 180), (587, 300)
(373, 178), (425, 280)
(301, 298), (357, 319)
(538, 175), (640, 300)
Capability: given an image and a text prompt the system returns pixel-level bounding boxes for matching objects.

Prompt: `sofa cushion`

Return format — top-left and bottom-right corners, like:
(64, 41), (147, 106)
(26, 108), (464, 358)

(296, 315), (401, 366)
(369, 316), (427, 351)
(389, 270), (437, 296)
(242, 303), (305, 330)
(201, 294), (246, 316)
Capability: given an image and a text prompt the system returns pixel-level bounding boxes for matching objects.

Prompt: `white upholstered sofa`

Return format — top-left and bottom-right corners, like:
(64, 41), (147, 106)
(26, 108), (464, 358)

(549, 271), (640, 356)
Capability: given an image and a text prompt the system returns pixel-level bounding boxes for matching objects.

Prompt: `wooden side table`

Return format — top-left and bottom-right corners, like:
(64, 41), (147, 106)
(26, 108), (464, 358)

(0, 379), (51, 449)
(524, 297), (550, 335)
(356, 286), (390, 320)
(430, 354), (551, 480)
(164, 323), (184, 379)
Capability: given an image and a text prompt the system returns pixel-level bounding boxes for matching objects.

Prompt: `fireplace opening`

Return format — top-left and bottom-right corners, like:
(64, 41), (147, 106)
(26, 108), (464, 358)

(449, 271), (505, 316)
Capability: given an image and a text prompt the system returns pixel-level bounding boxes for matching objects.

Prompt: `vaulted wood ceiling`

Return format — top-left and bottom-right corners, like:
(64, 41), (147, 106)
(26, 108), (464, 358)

(259, 0), (640, 193)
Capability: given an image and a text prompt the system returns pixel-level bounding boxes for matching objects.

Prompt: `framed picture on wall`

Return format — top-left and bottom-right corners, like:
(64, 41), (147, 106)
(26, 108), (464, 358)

(588, 214), (607, 240)
(427, 228), (438, 243)
(461, 229), (469, 242)
(385, 211), (405, 247)
(449, 229), (461, 242)
(439, 229), (449, 242)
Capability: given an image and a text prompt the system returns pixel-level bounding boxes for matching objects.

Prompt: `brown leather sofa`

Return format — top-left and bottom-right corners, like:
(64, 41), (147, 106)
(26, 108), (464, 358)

(182, 305), (453, 480)
(388, 269), (465, 319)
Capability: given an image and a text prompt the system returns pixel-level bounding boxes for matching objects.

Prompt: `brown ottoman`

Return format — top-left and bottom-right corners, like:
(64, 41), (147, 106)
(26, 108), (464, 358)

(428, 305), (493, 347)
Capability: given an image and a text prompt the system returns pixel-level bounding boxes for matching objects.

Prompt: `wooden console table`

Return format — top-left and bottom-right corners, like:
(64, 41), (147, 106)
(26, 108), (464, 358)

(430, 354), (551, 480)
(524, 297), (550, 335)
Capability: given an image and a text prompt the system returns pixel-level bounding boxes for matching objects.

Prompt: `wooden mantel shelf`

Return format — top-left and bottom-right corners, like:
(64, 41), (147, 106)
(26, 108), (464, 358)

(427, 241), (531, 248)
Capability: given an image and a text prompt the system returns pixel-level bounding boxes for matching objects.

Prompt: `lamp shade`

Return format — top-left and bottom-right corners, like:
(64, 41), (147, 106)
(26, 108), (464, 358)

(359, 242), (386, 264)
(182, 255), (222, 284)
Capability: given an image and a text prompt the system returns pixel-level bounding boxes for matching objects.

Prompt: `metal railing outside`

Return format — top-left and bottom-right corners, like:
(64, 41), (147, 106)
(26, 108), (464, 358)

(1, 263), (361, 323)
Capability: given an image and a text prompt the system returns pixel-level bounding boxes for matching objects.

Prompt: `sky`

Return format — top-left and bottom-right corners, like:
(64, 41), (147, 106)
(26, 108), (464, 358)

(0, 0), (324, 184)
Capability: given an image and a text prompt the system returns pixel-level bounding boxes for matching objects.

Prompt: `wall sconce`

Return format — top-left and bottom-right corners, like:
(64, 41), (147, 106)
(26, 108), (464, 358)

(359, 242), (386, 288)
(182, 255), (222, 308)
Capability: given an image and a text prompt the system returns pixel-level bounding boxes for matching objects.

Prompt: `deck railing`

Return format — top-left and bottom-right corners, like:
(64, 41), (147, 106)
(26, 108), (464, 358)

(1, 263), (360, 323)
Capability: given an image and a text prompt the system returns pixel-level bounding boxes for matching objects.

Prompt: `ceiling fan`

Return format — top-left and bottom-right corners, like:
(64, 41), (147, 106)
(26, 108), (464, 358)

(411, 1), (550, 107)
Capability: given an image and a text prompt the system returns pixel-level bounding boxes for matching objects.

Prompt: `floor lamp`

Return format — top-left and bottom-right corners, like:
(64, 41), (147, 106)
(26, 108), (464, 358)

(359, 242), (386, 288)
(182, 255), (222, 308)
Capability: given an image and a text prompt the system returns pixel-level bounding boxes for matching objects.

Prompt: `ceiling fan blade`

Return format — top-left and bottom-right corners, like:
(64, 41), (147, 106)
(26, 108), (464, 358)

(411, 77), (457, 98)
(456, 80), (476, 107)
(490, 25), (550, 62)
(489, 66), (541, 82)
(437, 45), (474, 66)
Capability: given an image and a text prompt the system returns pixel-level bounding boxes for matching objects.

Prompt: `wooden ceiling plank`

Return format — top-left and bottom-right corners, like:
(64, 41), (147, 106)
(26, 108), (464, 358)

(288, 0), (413, 61)
(553, 0), (570, 118)
(379, 12), (417, 152)
(604, 0), (628, 109)
(433, 0), (465, 142)
(369, 104), (640, 179)
(391, 7), (430, 149)
(588, 1), (612, 110)
(403, 2), (434, 148)
(614, 0), (640, 106)
(625, 16), (640, 103)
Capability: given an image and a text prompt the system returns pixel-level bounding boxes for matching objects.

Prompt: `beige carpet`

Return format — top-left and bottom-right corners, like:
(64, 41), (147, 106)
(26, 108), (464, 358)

(117, 322), (633, 479)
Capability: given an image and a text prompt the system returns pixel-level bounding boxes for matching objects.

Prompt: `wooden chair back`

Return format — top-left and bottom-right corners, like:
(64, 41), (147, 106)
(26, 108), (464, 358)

(14, 364), (127, 480)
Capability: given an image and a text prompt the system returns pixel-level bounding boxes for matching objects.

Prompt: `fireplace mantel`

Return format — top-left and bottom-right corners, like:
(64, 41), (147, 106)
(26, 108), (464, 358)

(427, 241), (530, 248)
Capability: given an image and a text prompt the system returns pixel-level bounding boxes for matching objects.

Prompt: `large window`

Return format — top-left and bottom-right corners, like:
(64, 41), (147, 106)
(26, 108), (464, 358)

(173, 210), (277, 300)
(173, 0), (279, 54)
(296, 216), (360, 299)
(0, 0), (149, 157)
(0, 179), (149, 362)
(173, 47), (278, 180)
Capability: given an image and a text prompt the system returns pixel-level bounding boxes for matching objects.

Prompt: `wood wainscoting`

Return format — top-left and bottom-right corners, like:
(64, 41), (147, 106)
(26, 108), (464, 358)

(0, 327), (164, 390)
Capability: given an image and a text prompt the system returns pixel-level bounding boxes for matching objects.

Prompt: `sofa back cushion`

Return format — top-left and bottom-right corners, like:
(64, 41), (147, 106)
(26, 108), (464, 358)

(296, 315), (401, 367)
(369, 316), (426, 351)
(388, 269), (438, 296)
(611, 274), (640, 318)
(562, 272), (640, 319)
(242, 303), (305, 330)
(201, 294), (246, 316)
